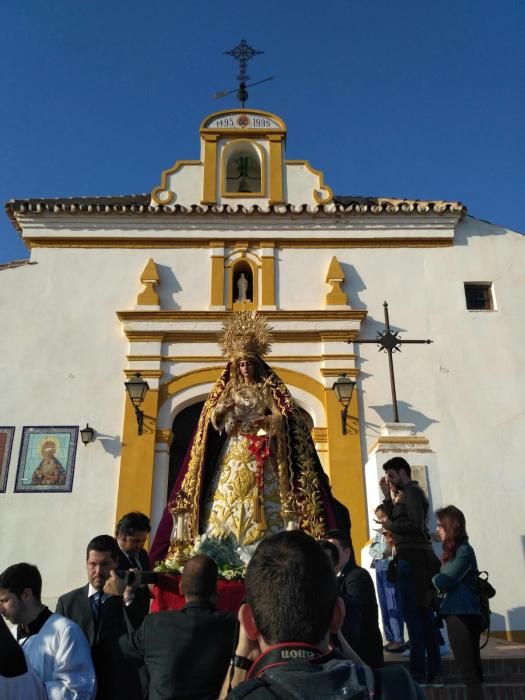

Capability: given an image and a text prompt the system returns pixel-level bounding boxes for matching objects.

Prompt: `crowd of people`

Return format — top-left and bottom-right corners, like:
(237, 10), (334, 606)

(0, 473), (486, 700)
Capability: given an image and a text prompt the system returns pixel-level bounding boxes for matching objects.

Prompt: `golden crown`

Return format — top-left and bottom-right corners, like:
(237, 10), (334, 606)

(219, 311), (273, 361)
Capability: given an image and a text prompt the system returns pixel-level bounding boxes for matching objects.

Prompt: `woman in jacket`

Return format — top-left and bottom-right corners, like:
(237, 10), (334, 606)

(432, 506), (483, 700)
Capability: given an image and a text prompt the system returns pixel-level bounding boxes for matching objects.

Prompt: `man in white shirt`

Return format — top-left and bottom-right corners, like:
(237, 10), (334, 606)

(0, 562), (96, 700)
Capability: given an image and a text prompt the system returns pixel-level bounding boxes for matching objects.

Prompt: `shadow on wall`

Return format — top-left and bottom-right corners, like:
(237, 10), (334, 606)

(454, 215), (525, 247)
(95, 433), (122, 459)
(369, 401), (439, 433)
(156, 263), (182, 310)
(507, 607), (525, 636)
(339, 263), (367, 309)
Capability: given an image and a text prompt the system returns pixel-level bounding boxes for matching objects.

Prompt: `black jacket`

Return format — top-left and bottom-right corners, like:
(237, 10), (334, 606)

(336, 562), (384, 669)
(117, 600), (236, 700)
(117, 548), (152, 623)
(56, 585), (142, 699)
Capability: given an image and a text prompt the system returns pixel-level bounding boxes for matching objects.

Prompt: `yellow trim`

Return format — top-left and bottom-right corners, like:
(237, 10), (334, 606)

(261, 245), (275, 307)
(200, 108), (287, 134)
(116, 388), (159, 524)
(324, 385), (367, 559)
(285, 159), (333, 204)
(118, 309), (367, 322)
(312, 427), (328, 443)
(491, 630), (525, 643)
(210, 242), (225, 306)
(126, 330), (359, 344)
(159, 366), (224, 406)
(320, 368), (359, 378)
(127, 354), (357, 363)
(221, 139), (266, 198)
(202, 135), (218, 205)
(25, 237), (454, 250)
(123, 369), (163, 379)
(268, 134), (284, 204)
(155, 429), (173, 445)
(151, 160), (202, 206)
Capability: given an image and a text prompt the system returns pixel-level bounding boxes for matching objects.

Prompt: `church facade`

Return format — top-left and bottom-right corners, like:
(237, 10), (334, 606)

(1, 108), (523, 639)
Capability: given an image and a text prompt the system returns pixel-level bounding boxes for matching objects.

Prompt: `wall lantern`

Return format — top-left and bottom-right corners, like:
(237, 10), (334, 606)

(332, 374), (356, 435)
(80, 423), (95, 446)
(124, 373), (149, 435)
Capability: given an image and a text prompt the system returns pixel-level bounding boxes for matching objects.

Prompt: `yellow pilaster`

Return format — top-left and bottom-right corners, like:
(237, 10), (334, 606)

(268, 134), (284, 204)
(210, 241), (225, 307)
(261, 242), (275, 306)
(115, 389), (159, 522)
(202, 135), (218, 204)
(324, 386), (367, 560)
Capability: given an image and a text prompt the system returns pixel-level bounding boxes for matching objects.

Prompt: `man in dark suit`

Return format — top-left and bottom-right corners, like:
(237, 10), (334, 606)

(105, 554), (236, 700)
(327, 529), (384, 670)
(56, 535), (143, 699)
(115, 512), (152, 623)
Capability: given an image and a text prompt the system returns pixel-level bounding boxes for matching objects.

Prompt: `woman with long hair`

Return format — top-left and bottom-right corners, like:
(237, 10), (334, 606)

(433, 506), (484, 700)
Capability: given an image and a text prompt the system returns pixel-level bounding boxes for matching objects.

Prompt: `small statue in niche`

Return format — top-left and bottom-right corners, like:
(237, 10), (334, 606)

(236, 272), (250, 302)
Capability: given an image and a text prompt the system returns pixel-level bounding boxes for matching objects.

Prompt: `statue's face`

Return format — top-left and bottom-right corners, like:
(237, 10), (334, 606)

(238, 357), (255, 380)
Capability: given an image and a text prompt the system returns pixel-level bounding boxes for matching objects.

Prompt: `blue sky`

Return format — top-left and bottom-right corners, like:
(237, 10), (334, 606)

(1, 0), (524, 262)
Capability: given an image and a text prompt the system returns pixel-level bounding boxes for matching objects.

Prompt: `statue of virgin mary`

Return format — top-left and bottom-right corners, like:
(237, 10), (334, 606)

(151, 312), (348, 563)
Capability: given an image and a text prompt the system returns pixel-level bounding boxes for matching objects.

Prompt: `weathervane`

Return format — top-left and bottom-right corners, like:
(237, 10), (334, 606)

(351, 302), (433, 423)
(213, 39), (274, 107)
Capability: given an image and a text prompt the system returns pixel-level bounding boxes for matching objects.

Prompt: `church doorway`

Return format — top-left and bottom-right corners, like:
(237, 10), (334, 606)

(168, 401), (204, 498)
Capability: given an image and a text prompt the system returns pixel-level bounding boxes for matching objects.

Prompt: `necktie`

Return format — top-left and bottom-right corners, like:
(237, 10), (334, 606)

(91, 591), (102, 625)
(128, 554), (140, 569)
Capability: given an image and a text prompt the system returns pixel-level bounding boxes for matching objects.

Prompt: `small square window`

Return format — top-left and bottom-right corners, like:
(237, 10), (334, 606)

(464, 283), (494, 311)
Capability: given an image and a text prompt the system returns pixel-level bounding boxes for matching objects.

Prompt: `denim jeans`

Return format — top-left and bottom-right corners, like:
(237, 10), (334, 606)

(376, 561), (405, 643)
(396, 558), (441, 682)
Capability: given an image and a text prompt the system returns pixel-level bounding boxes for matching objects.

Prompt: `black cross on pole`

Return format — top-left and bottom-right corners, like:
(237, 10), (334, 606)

(224, 39), (263, 107)
(350, 301), (433, 423)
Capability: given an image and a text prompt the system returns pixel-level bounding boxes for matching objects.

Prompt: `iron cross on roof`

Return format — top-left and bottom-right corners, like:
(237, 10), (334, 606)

(350, 302), (433, 423)
(224, 39), (263, 107)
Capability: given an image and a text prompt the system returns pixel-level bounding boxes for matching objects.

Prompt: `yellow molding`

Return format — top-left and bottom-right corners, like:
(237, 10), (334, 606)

(268, 134), (284, 204)
(25, 238), (455, 250)
(312, 427), (328, 443)
(320, 368), (359, 378)
(325, 255), (348, 306)
(151, 159), (202, 206)
(123, 369), (163, 379)
(155, 429), (173, 445)
(126, 354), (358, 363)
(210, 251), (225, 306)
(220, 139), (266, 198)
(125, 331), (360, 344)
(117, 309), (367, 322)
(261, 254), (275, 306)
(285, 159), (333, 204)
(202, 135), (218, 205)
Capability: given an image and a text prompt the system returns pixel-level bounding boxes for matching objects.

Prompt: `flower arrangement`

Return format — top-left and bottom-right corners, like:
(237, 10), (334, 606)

(154, 533), (246, 581)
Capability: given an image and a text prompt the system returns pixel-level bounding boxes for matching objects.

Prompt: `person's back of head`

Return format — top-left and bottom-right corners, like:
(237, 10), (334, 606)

(180, 554), (218, 601)
(245, 530), (337, 646)
(0, 563), (42, 602)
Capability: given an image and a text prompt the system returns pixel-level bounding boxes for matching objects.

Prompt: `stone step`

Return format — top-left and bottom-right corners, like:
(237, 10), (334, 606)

(422, 682), (525, 699)
(385, 656), (525, 684)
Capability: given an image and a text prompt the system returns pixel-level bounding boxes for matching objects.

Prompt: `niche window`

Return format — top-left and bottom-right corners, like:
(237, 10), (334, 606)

(464, 283), (494, 311)
(232, 262), (255, 309)
(224, 144), (263, 195)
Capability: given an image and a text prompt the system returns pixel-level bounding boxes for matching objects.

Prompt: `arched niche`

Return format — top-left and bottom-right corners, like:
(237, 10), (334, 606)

(231, 259), (256, 310)
(221, 140), (266, 197)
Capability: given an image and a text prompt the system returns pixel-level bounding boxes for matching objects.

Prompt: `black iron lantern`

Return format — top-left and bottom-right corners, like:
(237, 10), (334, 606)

(332, 374), (356, 435)
(80, 423), (95, 446)
(124, 373), (149, 435)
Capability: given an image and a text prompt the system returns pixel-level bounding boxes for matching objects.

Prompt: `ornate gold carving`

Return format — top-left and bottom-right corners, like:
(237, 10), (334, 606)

(137, 259), (160, 306)
(155, 429), (173, 445)
(219, 311), (272, 361)
(312, 427), (328, 443)
(325, 256), (348, 306)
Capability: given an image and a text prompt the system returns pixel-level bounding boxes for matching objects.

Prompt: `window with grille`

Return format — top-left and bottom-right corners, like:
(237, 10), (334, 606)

(464, 283), (494, 311)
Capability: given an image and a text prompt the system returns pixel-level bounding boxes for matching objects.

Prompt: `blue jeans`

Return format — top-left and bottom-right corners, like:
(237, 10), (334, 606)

(376, 561), (404, 643)
(396, 558), (441, 682)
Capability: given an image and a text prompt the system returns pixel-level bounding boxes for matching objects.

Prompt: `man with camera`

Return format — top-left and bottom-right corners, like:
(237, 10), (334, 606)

(56, 534), (143, 699)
